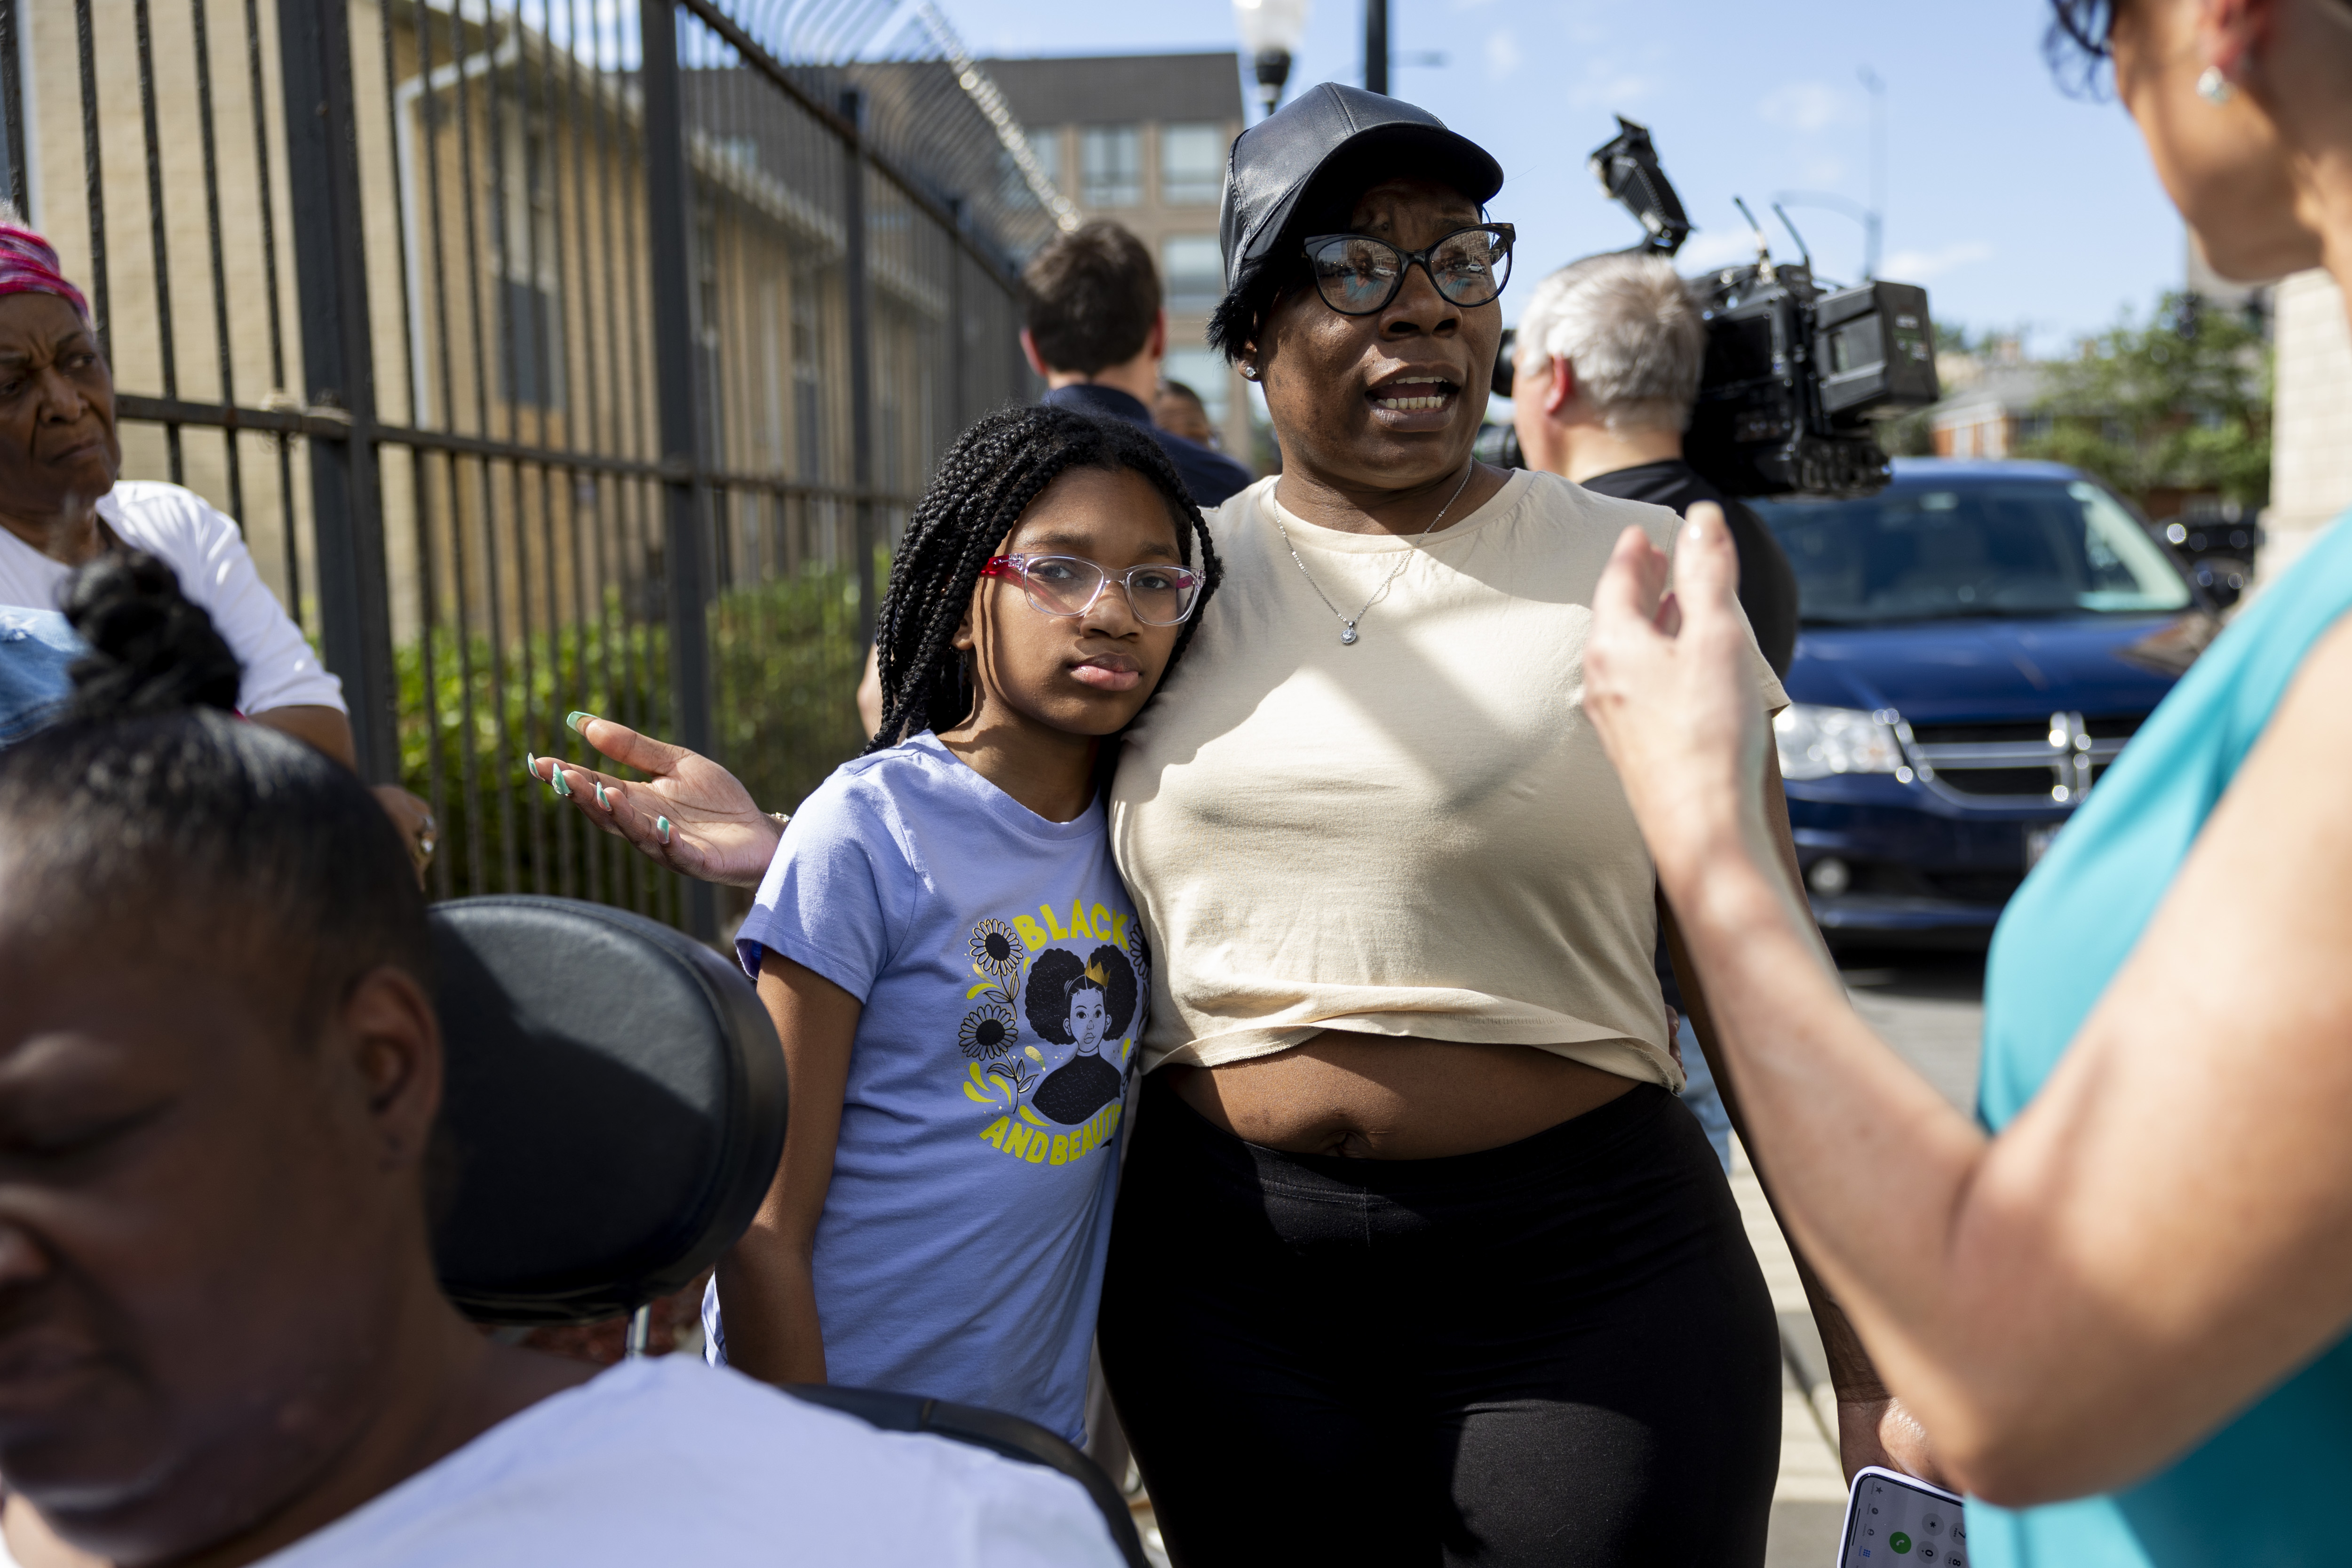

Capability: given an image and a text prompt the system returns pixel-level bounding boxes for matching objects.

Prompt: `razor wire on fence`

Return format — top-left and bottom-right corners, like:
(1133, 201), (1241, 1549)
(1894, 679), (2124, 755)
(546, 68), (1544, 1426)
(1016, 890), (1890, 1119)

(1, 0), (1044, 937)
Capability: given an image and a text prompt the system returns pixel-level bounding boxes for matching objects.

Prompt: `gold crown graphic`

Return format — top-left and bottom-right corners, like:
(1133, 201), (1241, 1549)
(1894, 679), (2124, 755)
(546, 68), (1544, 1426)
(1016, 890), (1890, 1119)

(1083, 959), (1109, 986)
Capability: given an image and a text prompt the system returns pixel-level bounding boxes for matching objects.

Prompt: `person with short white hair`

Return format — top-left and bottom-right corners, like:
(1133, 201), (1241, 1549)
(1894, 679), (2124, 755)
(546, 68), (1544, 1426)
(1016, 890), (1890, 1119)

(1510, 251), (1805, 1178)
(1509, 251), (1798, 676)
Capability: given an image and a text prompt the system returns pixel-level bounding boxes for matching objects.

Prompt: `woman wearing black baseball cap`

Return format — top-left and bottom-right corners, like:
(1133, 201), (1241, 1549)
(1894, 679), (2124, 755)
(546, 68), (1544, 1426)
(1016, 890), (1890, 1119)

(531, 82), (1887, 1566)
(1091, 84), (1832, 1565)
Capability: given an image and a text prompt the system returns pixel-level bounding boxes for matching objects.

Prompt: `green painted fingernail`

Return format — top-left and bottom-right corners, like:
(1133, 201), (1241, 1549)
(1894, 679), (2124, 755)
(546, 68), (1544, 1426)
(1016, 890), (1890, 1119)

(565, 711), (593, 733)
(594, 780), (609, 809)
(551, 768), (572, 798)
(656, 815), (672, 844)
(525, 750), (538, 777)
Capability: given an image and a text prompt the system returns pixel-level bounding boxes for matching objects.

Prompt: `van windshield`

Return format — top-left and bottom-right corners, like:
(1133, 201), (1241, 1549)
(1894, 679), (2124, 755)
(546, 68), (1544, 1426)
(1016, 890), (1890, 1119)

(1752, 478), (2193, 626)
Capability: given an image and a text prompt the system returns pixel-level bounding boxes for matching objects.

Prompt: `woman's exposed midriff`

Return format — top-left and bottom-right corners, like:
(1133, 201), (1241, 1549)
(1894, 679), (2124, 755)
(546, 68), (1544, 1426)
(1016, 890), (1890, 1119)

(1168, 1030), (1639, 1159)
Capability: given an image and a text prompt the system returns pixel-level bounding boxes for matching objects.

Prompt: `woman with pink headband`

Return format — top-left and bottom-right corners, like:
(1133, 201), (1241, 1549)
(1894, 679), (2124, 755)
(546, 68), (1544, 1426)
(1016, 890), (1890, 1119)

(0, 210), (434, 868)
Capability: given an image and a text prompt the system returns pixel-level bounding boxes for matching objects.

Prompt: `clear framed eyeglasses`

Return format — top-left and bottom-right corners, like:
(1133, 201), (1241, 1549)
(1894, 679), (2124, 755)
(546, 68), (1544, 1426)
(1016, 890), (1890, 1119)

(1302, 223), (1517, 317)
(979, 555), (1204, 627)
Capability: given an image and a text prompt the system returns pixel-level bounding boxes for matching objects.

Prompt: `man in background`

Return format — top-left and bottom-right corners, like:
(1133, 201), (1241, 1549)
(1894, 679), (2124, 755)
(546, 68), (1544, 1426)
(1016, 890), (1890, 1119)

(1509, 250), (1804, 1171)
(1022, 222), (1250, 509)
(1509, 251), (1798, 677)
(1153, 382), (1219, 451)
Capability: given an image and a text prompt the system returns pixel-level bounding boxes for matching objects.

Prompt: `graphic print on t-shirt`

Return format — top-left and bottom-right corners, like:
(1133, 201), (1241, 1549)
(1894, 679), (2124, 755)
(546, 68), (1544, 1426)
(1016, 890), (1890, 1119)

(961, 901), (1147, 1166)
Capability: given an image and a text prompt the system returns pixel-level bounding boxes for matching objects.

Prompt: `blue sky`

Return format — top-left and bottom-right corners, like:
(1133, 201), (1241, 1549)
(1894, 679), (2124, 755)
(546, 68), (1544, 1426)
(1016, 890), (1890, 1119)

(943, 0), (2189, 354)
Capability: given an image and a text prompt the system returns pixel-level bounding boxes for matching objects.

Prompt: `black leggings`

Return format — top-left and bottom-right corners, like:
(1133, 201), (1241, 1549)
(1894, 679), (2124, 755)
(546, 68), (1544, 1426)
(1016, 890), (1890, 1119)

(1098, 1074), (1780, 1568)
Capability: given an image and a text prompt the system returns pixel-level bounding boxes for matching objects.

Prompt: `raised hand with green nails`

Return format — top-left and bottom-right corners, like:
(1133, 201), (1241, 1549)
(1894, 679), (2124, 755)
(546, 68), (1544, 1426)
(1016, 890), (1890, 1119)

(524, 711), (785, 888)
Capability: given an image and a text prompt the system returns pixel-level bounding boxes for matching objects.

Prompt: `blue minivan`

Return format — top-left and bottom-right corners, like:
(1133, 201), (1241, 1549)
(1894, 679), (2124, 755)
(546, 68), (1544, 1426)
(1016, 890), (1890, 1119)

(1750, 458), (2213, 946)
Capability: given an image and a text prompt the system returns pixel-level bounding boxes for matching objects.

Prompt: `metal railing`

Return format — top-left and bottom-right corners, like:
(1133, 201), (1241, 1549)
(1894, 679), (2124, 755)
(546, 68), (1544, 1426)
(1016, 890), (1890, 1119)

(1, 0), (1040, 938)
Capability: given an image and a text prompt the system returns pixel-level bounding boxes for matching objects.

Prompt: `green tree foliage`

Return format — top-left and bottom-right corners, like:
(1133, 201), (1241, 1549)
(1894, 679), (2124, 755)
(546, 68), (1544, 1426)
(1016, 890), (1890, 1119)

(2019, 292), (2272, 507)
(396, 568), (867, 915)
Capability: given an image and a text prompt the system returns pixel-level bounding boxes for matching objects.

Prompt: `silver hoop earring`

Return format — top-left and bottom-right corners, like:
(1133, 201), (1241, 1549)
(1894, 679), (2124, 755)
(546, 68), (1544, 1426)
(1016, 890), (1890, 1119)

(2196, 65), (2235, 105)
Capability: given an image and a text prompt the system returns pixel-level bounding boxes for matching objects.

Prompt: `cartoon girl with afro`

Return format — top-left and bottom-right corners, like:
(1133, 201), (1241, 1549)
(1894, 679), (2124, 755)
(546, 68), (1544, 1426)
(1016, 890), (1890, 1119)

(1025, 944), (1135, 1125)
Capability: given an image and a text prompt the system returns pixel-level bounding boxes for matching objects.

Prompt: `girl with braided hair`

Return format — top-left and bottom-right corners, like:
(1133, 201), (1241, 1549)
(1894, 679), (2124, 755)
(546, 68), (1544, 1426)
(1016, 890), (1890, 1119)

(674, 404), (1215, 1446)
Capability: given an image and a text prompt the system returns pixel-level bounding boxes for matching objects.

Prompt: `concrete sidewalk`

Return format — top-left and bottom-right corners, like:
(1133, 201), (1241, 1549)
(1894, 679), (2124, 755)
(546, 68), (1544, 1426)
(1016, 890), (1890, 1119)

(1756, 952), (1990, 1567)
(1733, 1136), (1850, 1568)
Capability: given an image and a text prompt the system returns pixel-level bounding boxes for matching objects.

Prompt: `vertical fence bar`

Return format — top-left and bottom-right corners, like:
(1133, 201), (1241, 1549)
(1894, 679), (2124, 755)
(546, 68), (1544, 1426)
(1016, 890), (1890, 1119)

(132, 0), (184, 482)
(641, 0), (715, 941)
(0, 0), (24, 217)
(380, 0), (450, 897)
(74, 0), (111, 362)
(448, 2), (521, 897)
(246, 0), (304, 632)
(839, 88), (875, 650)
(189, 0), (247, 525)
(277, 0), (397, 780)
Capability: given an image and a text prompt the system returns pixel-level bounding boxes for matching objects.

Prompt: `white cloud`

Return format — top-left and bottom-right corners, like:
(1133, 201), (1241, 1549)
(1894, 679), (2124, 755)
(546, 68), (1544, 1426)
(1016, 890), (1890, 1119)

(1760, 81), (1851, 132)
(1882, 241), (1995, 281)
(1677, 229), (1767, 273)
(1485, 28), (1522, 78)
(1567, 68), (1657, 108)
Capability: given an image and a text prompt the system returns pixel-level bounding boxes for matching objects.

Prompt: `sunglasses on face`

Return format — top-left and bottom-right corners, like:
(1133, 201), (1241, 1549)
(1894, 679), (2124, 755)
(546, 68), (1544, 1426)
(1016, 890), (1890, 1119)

(979, 554), (1204, 627)
(1303, 223), (1517, 317)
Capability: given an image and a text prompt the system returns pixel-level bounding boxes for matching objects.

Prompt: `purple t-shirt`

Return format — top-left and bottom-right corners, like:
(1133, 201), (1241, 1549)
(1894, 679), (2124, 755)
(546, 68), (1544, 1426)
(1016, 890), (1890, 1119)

(708, 732), (1142, 1443)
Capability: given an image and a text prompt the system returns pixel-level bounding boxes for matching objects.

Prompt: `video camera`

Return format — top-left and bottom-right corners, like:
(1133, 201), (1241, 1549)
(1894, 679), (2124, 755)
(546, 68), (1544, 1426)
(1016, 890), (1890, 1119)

(1493, 118), (1940, 498)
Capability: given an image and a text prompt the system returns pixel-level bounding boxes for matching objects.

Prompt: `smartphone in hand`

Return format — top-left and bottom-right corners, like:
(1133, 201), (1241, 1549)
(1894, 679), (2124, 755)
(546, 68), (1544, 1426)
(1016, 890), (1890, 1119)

(1839, 1465), (1969, 1566)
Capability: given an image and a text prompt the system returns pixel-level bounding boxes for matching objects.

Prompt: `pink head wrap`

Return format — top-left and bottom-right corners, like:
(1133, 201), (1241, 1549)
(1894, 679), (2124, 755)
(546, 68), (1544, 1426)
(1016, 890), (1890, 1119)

(0, 223), (91, 322)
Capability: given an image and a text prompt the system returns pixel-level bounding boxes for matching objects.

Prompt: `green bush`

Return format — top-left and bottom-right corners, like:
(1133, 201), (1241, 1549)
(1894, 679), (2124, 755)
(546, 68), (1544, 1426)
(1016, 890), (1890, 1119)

(396, 570), (867, 915)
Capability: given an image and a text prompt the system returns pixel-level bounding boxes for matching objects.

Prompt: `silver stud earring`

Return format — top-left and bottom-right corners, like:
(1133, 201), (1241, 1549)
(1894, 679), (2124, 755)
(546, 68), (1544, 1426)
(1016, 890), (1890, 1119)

(2196, 65), (2235, 105)
(1240, 363), (1261, 382)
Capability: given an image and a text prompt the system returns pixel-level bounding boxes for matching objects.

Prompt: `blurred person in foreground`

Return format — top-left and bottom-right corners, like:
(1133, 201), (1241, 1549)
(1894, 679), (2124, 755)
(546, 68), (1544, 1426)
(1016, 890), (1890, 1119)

(0, 557), (1120, 1568)
(1580, 1), (2352, 1563)
(1510, 250), (1806, 1174)
(1152, 380), (1219, 450)
(0, 208), (435, 872)
(1510, 250), (1798, 678)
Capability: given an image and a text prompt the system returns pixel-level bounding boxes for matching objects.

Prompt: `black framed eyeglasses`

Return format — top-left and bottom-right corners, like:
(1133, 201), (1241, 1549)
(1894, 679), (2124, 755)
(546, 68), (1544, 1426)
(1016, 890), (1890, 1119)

(1302, 223), (1516, 317)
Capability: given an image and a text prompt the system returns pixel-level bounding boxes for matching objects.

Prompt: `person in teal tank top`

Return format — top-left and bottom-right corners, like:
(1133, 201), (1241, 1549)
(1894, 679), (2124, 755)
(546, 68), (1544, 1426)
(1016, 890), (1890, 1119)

(1964, 515), (2352, 1565)
(1568, 1), (2352, 1561)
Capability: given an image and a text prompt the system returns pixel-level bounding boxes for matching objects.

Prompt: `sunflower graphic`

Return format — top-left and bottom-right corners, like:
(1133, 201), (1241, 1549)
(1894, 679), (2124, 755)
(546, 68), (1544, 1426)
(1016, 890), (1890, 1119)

(958, 1003), (1018, 1060)
(969, 918), (1025, 977)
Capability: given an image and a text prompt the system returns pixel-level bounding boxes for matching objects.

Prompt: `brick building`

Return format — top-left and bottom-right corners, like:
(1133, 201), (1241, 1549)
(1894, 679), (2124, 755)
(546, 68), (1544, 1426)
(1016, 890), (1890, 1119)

(982, 53), (1253, 461)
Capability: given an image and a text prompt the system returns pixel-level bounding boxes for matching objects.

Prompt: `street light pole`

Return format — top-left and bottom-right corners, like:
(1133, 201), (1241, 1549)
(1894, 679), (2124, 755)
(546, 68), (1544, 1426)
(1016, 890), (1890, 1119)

(1235, 0), (1311, 119)
(1858, 65), (1885, 280)
(1365, 0), (1387, 94)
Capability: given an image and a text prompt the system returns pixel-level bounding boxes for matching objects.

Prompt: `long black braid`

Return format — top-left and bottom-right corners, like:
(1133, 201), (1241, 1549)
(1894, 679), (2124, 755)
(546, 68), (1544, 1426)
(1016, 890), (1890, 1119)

(867, 405), (1224, 754)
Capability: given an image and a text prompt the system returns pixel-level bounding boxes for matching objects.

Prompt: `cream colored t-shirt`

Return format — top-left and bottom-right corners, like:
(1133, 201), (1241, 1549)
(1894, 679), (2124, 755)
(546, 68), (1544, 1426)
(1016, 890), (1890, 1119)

(1109, 469), (1787, 1088)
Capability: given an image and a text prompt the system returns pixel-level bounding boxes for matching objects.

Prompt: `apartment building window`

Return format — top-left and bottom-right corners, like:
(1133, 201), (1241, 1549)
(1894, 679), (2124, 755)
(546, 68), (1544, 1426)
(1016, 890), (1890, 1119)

(1162, 236), (1223, 309)
(1081, 126), (1141, 207)
(1160, 122), (1225, 205)
(495, 123), (564, 410)
(1001, 128), (1062, 208)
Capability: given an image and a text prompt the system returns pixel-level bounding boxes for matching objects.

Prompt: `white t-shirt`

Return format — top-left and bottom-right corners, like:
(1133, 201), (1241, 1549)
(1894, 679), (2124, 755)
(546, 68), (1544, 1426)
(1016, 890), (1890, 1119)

(1111, 470), (1786, 1089)
(1, 1359), (1119, 1568)
(0, 481), (344, 716)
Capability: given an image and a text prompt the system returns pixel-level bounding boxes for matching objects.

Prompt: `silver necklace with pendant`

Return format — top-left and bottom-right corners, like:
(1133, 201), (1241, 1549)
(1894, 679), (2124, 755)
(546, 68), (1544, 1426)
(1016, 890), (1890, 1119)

(1275, 461), (1477, 645)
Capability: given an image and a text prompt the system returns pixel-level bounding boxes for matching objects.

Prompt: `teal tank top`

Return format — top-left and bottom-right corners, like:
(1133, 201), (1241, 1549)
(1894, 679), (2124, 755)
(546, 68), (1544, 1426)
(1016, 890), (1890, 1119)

(1973, 514), (2352, 1567)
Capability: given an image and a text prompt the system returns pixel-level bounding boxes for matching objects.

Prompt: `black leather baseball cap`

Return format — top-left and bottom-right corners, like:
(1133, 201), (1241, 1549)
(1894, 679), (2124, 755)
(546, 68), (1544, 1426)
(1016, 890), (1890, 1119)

(1218, 83), (1505, 294)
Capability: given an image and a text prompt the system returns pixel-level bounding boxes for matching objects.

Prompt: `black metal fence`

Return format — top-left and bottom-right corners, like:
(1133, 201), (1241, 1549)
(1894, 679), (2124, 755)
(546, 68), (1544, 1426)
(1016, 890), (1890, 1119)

(0, 0), (1041, 937)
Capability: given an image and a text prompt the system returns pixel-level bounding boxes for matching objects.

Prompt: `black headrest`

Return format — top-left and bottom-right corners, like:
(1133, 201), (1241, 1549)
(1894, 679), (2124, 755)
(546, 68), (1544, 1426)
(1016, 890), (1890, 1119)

(428, 896), (786, 1324)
